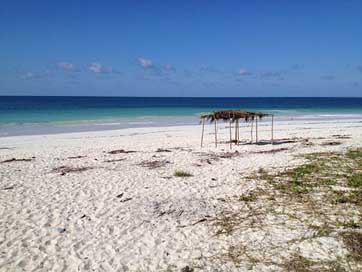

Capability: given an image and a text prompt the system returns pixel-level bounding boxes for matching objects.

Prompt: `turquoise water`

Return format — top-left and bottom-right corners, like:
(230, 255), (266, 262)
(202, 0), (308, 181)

(0, 96), (361, 136)
(1, 96), (362, 125)
(0, 107), (209, 125)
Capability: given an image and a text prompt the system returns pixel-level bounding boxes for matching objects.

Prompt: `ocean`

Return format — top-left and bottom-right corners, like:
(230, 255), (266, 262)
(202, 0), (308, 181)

(1, 96), (362, 136)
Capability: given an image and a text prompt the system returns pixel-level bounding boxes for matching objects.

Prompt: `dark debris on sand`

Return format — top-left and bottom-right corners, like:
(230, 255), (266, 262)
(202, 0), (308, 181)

(321, 141), (342, 146)
(156, 148), (172, 153)
(52, 166), (94, 175)
(138, 160), (172, 169)
(104, 158), (126, 163)
(197, 151), (241, 164)
(333, 134), (352, 139)
(2, 185), (15, 190)
(67, 155), (86, 159)
(108, 149), (136, 154)
(252, 147), (289, 154)
(1, 157), (35, 163)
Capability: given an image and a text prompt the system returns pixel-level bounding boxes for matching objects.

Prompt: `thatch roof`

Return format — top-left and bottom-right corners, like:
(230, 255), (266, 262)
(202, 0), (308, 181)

(200, 110), (271, 122)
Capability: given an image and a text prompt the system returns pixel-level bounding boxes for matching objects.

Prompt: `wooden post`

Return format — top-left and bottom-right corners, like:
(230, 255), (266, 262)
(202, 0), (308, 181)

(250, 119), (254, 143)
(235, 119), (238, 145)
(255, 117), (258, 143)
(214, 119), (218, 148)
(271, 115), (274, 145)
(229, 118), (232, 149)
(200, 118), (205, 148)
(237, 119), (240, 145)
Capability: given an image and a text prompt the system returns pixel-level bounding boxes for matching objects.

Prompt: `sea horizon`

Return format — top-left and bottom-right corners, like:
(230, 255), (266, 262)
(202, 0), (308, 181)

(2, 1), (362, 270)
(1, 96), (362, 137)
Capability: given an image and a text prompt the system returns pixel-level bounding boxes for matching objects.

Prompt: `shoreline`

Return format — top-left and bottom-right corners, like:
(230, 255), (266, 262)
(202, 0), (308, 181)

(1, 113), (362, 138)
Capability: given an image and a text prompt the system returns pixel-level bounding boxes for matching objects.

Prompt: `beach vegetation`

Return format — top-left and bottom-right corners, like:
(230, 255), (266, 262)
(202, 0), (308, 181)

(346, 148), (362, 159)
(347, 173), (362, 188)
(208, 148), (362, 270)
(252, 149), (362, 197)
(257, 167), (274, 182)
(281, 254), (314, 272)
(174, 170), (193, 177)
(340, 232), (362, 261)
(238, 193), (257, 202)
(338, 220), (362, 229)
(212, 212), (244, 236)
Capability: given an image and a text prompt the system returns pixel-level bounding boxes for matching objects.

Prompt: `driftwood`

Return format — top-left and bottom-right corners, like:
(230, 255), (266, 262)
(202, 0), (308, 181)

(2, 186), (15, 190)
(192, 218), (208, 225)
(321, 141), (342, 146)
(1, 158), (33, 163)
(155, 148), (172, 153)
(138, 160), (171, 169)
(104, 158), (126, 163)
(332, 134), (351, 139)
(120, 197), (132, 203)
(108, 149), (136, 154)
(52, 166), (93, 175)
(252, 148), (289, 154)
(67, 155), (86, 159)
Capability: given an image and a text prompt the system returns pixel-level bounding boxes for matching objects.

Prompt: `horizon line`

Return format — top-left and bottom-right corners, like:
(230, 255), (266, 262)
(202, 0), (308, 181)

(1, 95), (362, 98)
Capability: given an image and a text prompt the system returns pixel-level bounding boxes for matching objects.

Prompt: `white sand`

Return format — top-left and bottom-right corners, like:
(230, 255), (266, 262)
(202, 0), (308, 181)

(1, 119), (362, 271)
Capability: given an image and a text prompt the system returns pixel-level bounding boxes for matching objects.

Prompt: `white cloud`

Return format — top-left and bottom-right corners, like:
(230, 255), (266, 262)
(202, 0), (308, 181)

(137, 57), (153, 69)
(57, 62), (74, 71)
(88, 62), (102, 73)
(239, 69), (252, 76)
(21, 71), (49, 80)
(21, 72), (34, 79)
(164, 64), (175, 72)
(88, 62), (113, 74)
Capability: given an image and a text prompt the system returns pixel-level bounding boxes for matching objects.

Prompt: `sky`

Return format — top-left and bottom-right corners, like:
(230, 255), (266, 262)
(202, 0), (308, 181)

(0, 0), (361, 97)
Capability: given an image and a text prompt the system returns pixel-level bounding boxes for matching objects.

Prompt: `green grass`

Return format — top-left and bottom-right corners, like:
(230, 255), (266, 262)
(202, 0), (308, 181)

(246, 149), (362, 205)
(257, 168), (274, 182)
(333, 190), (362, 205)
(310, 223), (333, 237)
(339, 220), (362, 229)
(347, 173), (362, 188)
(210, 149), (362, 269)
(239, 193), (257, 202)
(268, 161), (324, 195)
(334, 193), (349, 204)
(293, 162), (321, 177)
(321, 178), (337, 186)
(174, 170), (193, 177)
(274, 182), (309, 194)
(346, 148), (362, 159)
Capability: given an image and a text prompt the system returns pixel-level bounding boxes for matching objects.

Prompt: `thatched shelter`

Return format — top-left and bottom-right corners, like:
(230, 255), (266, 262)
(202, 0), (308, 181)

(200, 110), (274, 148)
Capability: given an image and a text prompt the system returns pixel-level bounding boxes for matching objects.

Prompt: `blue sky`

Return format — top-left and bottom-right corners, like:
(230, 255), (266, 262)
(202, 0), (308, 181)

(0, 0), (361, 97)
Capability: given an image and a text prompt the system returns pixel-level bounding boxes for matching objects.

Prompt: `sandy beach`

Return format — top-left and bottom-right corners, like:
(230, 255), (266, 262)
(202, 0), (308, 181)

(1, 118), (362, 271)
